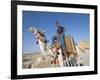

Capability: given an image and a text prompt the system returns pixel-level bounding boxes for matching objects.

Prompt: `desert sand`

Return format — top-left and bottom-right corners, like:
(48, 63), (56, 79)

(23, 41), (90, 69)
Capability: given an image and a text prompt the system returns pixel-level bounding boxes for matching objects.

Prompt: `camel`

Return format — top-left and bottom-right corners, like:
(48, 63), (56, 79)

(28, 27), (64, 67)
(28, 27), (85, 67)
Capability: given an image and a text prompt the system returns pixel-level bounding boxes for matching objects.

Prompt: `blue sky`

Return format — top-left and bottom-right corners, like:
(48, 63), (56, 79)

(22, 11), (89, 53)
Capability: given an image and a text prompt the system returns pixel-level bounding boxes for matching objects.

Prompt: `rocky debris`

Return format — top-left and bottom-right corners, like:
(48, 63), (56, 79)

(23, 53), (57, 69)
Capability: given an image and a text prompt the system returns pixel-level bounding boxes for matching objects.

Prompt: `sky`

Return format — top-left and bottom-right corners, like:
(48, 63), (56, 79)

(22, 11), (89, 54)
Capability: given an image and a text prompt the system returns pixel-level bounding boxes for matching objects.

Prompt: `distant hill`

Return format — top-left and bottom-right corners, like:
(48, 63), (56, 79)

(76, 40), (90, 66)
(78, 41), (89, 53)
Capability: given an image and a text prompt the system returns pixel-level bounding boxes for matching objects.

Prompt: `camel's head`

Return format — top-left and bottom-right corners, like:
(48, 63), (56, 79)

(28, 27), (37, 34)
(28, 27), (47, 43)
(29, 27), (46, 36)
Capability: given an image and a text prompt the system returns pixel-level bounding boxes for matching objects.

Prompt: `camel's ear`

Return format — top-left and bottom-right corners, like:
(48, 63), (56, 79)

(37, 28), (46, 33)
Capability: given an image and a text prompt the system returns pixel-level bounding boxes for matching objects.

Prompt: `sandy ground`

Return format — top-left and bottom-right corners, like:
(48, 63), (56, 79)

(22, 41), (90, 69)
(22, 49), (89, 69)
(22, 53), (57, 68)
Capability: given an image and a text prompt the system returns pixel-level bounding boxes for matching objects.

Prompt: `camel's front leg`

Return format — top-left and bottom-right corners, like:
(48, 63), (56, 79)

(57, 49), (64, 67)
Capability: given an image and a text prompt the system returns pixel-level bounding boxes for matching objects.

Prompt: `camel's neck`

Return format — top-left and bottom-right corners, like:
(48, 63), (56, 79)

(37, 39), (54, 56)
(37, 39), (47, 51)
